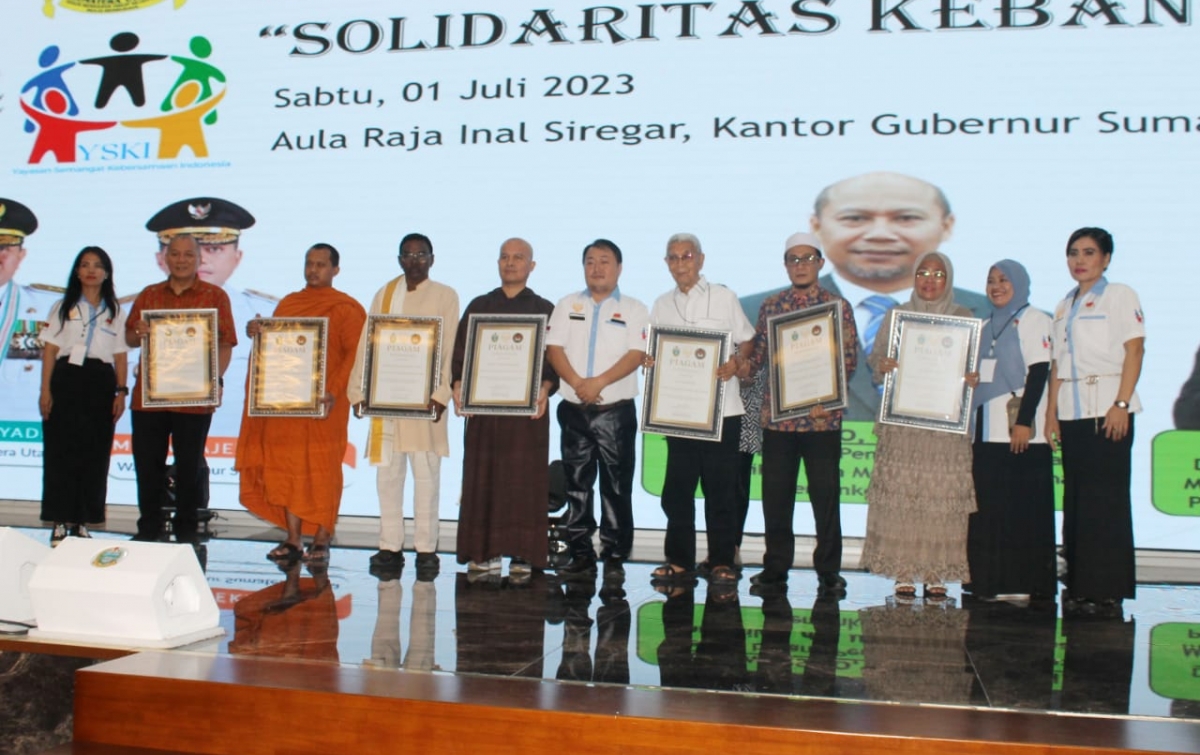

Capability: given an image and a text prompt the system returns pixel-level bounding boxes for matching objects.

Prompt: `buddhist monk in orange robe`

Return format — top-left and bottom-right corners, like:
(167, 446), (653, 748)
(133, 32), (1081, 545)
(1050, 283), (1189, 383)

(229, 564), (339, 663)
(236, 243), (367, 563)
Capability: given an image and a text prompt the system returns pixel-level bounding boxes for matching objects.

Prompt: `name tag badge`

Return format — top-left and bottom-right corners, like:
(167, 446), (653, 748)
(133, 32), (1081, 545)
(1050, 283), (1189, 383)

(568, 313), (586, 321)
(978, 358), (997, 383)
(68, 343), (87, 366)
(609, 318), (626, 327)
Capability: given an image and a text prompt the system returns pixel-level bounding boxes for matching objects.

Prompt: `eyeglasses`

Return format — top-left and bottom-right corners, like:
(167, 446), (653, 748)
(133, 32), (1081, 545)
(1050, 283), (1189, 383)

(399, 251), (432, 261)
(664, 252), (697, 264)
(915, 269), (947, 279)
(784, 253), (821, 267)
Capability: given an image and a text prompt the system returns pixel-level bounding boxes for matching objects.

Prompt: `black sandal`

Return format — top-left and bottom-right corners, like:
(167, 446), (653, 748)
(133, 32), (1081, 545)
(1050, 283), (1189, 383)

(267, 542), (302, 563)
(303, 542), (330, 564)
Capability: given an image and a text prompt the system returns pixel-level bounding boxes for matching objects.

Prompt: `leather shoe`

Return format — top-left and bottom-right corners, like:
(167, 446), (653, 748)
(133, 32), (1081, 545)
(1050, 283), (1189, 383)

(370, 549), (405, 568)
(750, 569), (788, 586)
(415, 552), (439, 578)
(557, 554), (597, 579)
(602, 556), (625, 578)
(749, 581), (787, 598)
(415, 552), (439, 567)
(818, 572), (847, 597)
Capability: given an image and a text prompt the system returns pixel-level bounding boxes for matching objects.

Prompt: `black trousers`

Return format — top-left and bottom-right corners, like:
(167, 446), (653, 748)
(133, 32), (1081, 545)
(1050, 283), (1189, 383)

(131, 409), (212, 541)
(760, 429), (843, 576)
(734, 449), (754, 548)
(557, 400), (636, 560)
(41, 357), (116, 524)
(660, 416), (741, 569)
(1060, 416), (1136, 601)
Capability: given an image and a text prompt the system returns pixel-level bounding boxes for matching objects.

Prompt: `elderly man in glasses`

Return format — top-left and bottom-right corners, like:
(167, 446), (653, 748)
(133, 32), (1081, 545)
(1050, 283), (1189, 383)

(646, 233), (755, 588)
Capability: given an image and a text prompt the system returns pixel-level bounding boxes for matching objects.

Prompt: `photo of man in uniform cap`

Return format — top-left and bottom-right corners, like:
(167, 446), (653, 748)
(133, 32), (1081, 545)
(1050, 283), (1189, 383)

(0, 198), (62, 427)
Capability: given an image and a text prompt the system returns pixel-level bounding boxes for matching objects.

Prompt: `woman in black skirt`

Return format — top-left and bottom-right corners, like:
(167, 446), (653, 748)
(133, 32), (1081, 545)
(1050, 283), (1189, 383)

(39, 247), (128, 545)
(1045, 227), (1145, 611)
(967, 260), (1056, 601)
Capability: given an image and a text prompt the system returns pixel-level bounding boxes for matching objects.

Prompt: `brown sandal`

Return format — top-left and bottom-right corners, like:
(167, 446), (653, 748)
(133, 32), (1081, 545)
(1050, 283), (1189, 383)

(652, 563), (695, 582)
(267, 542), (302, 562)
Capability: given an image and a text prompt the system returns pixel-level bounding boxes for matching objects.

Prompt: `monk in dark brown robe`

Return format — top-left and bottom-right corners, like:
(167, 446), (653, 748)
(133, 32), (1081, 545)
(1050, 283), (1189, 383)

(236, 244), (367, 563)
(452, 238), (559, 570)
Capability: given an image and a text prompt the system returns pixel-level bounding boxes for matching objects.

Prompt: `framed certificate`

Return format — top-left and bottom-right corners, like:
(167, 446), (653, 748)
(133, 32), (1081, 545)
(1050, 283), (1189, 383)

(140, 308), (219, 408)
(459, 313), (548, 416)
(361, 314), (443, 419)
(880, 311), (982, 435)
(766, 301), (848, 423)
(247, 317), (328, 417)
(640, 325), (730, 441)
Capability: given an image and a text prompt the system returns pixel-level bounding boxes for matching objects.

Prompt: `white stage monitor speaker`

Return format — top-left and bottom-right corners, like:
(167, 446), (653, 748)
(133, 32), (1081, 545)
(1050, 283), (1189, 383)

(0, 527), (52, 625)
(28, 538), (223, 648)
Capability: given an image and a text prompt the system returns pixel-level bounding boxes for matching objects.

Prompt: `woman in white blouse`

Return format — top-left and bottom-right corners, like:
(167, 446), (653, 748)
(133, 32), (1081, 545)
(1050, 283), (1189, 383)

(967, 260), (1055, 601)
(1045, 227), (1145, 612)
(39, 247), (128, 545)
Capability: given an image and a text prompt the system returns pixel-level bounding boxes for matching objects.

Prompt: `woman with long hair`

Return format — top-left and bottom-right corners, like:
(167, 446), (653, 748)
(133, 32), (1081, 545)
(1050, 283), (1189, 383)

(39, 246), (128, 544)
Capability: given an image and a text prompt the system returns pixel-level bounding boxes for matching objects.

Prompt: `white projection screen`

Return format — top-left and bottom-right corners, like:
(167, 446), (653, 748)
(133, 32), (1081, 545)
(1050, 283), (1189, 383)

(3, 0), (1199, 550)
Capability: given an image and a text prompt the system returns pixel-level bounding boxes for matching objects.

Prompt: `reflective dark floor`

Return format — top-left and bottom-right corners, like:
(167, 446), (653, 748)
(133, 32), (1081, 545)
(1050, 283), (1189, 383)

(17, 529), (1200, 720)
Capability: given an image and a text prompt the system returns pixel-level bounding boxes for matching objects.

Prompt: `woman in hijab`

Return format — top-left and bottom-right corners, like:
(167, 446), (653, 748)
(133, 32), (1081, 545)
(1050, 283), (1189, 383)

(967, 260), (1056, 601)
(861, 251), (978, 599)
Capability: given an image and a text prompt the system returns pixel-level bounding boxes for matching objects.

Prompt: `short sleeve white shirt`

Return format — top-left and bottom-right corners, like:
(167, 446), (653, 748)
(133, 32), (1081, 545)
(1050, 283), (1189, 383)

(40, 299), (128, 365)
(979, 308), (1052, 444)
(1051, 279), (1144, 420)
(547, 288), (649, 404)
(650, 276), (755, 417)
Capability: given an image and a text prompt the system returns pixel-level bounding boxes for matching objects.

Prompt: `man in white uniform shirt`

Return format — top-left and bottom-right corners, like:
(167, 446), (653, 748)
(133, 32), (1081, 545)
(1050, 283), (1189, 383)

(0, 199), (60, 428)
(547, 239), (649, 578)
(647, 233), (754, 586)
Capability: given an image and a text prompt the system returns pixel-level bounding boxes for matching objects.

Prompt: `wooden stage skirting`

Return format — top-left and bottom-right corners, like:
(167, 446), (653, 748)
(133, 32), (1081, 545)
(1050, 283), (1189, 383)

(3, 638), (1187, 755)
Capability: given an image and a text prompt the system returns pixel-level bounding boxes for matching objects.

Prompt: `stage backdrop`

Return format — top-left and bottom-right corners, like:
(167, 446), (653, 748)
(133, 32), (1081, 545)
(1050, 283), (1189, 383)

(3, 0), (1198, 549)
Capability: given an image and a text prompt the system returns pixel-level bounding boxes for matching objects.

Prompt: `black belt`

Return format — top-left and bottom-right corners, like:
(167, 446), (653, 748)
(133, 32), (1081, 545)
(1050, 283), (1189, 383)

(570, 398), (634, 413)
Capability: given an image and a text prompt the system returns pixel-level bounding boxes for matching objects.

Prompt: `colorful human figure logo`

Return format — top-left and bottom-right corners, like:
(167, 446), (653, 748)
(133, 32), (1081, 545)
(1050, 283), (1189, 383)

(20, 90), (115, 163)
(161, 36), (226, 126)
(81, 32), (166, 109)
(19, 32), (227, 164)
(21, 45), (80, 130)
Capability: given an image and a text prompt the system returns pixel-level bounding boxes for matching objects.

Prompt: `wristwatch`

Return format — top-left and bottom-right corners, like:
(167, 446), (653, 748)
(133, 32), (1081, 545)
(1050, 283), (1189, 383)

(115, 386), (129, 396)
(1114, 399), (1130, 410)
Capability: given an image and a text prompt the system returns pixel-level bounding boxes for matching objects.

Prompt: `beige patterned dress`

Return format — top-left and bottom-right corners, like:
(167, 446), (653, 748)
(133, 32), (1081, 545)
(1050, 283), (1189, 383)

(860, 303), (977, 584)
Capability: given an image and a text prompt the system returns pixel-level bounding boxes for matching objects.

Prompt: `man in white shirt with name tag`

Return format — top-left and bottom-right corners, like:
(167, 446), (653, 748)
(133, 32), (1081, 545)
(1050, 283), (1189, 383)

(547, 239), (649, 579)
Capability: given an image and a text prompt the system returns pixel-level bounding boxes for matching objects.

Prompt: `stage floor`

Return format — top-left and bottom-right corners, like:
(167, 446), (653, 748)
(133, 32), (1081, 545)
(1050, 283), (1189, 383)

(10, 526), (1200, 723)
